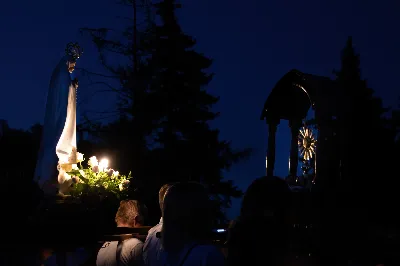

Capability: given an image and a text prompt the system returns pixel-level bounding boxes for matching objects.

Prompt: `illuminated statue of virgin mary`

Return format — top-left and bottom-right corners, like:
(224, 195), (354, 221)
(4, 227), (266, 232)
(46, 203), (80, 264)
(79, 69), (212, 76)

(34, 43), (83, 195)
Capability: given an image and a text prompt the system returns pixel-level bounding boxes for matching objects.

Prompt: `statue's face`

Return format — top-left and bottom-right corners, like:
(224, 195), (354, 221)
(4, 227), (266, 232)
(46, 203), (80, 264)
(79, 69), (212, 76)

(68, 61), (76, 73)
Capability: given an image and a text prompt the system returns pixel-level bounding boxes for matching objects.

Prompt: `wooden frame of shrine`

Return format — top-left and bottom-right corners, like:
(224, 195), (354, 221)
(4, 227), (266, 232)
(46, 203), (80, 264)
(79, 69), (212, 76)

(261, 69), (341, 190)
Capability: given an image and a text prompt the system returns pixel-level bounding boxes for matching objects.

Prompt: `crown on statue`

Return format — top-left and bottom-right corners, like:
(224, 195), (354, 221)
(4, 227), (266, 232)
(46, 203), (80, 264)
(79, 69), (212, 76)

(65, 42), (83, 61)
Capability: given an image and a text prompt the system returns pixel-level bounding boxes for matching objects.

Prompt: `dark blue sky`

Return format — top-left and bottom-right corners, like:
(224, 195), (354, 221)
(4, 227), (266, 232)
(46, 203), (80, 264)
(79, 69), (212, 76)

(1, 0), (399, 218)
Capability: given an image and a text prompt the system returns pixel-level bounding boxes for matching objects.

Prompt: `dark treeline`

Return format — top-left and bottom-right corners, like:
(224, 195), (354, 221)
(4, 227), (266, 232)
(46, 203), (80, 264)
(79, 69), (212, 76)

(0, 122), (43, 220)
(312, 37), (400, 264)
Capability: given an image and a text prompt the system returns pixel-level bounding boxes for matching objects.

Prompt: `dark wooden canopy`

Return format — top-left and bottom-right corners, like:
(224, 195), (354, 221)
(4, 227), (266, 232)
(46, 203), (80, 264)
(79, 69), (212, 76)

(260, 69), (339, 123)
(261, 69), (340, 181)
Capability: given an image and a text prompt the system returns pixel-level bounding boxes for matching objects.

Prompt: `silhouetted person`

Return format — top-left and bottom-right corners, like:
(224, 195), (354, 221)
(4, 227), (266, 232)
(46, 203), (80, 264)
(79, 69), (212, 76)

(227, 176), (291, 266)
(160, 182), (225, 265)
(143, 183), (173, 266)
(97, 200), (147, 266)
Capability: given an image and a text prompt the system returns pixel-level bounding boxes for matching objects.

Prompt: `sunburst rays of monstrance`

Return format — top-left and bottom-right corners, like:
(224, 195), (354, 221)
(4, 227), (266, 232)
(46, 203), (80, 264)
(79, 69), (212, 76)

(298, 126), (317, 161)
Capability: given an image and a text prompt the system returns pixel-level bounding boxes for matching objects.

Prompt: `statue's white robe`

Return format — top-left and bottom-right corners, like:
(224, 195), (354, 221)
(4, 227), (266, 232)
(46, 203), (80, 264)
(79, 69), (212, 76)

(34, 56), (77, 195)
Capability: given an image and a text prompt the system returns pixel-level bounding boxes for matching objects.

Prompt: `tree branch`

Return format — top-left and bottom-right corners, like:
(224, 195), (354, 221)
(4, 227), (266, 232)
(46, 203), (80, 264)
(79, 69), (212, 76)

(76, 67), (119, 79)
(85, 82), (119, 92)
(84, 109), (121, 114)
(80, 81), (133, 103)
(77, 89), (117, 106)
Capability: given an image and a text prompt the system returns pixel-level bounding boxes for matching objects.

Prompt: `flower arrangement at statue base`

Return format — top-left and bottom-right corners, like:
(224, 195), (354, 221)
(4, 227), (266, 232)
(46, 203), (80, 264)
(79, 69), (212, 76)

(66, 155), (131, 203)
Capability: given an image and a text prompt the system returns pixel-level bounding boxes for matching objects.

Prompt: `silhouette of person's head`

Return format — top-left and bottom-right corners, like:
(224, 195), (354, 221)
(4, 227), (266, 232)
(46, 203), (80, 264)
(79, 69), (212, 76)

(227, 176), (291, 266)
(240, 176), (291, 223)
(159, 183), (173, 216)
(115, 200), (148, 228)
(161, 182), (212, 253)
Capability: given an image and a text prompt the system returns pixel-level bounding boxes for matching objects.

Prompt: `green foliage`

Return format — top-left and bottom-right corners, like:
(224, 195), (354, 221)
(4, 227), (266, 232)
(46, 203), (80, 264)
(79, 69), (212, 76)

(67, 157), (132, 200)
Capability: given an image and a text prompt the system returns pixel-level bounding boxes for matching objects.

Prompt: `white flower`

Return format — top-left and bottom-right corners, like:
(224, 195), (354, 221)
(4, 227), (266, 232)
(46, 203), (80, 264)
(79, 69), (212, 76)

(72, 164), (79, 170)
(107, 169), (114, 177)
(88, 156), (98, 167)
(77, 152), (84, 162)
(119, 180), (129, 191)
(79, 170), (86, 177)
(64, 172), (71, 181)
(113, 171), (119, 178)
(122, 180), (130, 190)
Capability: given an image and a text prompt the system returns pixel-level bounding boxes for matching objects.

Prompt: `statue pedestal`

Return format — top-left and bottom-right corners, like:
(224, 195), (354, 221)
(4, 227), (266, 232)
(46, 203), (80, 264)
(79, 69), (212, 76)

(24, 194), (117, 264)
(30, 195), (115, 245)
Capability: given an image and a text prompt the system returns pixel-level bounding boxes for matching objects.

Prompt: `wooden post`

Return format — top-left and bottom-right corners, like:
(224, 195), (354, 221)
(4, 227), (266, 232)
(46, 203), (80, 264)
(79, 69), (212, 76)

(289, 120), (301, 177)
(266, 119), (279, 177)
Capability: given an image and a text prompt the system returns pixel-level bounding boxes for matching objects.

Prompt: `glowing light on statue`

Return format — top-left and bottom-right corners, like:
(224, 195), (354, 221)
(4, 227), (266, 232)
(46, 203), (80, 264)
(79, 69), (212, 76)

(99, 158), (109, 172)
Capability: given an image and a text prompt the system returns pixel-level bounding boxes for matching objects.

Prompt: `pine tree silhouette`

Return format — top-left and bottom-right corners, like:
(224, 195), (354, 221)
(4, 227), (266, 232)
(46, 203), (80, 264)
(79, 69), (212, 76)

(80, 0), (250, 223)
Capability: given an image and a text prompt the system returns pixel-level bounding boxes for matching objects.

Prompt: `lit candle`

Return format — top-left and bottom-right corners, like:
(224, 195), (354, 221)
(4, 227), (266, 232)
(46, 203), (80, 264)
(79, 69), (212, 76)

(99, 158), (109, 172)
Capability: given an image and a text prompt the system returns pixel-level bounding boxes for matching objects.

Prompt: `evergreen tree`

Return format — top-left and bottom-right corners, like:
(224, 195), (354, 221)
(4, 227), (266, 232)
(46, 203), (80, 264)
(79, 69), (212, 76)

(333, 37), (388, 259)
(80, 0), (157, 195)
(81, 0), (250, 223)
(334, 37), (397, 227)
(335, 37), (388, 189)
(143, 0), (250, 222)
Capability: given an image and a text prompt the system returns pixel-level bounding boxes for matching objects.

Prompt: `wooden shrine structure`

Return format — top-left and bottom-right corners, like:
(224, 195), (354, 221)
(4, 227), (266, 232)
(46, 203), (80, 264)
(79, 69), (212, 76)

(260, 69), (342, 190)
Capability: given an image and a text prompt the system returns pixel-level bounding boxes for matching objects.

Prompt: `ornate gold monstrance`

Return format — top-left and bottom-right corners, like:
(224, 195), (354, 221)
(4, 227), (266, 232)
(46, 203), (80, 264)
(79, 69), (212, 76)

(298, 126), (317, 161)
(298, 125), (317, 185)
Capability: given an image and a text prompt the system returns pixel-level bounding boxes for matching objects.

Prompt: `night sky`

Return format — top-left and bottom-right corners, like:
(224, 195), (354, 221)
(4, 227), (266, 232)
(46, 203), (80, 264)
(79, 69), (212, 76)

(1, 0), (399, 218)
